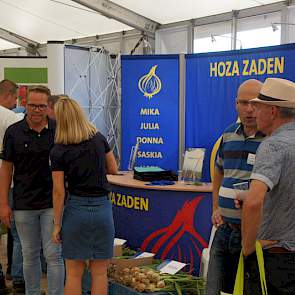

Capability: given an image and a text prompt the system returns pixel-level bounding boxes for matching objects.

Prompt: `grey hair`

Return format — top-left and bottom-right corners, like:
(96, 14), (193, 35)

(278, 107), (295, 118)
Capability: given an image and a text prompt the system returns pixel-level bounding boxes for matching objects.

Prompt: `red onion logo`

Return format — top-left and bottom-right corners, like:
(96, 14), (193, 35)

(141, 196), (208, 273)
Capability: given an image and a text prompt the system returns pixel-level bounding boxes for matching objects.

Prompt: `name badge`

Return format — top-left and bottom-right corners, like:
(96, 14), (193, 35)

(247, 153), (256, 165)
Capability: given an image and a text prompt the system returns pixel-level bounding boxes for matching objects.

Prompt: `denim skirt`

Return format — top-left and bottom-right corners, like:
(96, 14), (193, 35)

(61, 195), (115, 260)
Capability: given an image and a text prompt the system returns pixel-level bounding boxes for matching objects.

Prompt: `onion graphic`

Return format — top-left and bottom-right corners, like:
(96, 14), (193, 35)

(138, 65), (162, 99)
(141, 196), (208, 273)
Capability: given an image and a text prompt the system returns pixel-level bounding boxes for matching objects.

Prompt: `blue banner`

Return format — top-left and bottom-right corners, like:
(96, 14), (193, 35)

(110, 186), (212, 275)
(121, 55), (179, 171)
(185, 44), (295, 181)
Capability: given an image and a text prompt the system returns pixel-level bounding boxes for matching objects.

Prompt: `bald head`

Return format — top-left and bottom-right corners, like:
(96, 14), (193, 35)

(236, 79), (263, 134)
(237, 79), (263, 101)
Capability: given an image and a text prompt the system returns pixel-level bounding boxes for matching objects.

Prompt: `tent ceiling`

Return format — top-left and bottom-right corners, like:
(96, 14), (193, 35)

(0, 0), (282, 50)
(0, 0), (131, 50)
(112, 0), (281, 24)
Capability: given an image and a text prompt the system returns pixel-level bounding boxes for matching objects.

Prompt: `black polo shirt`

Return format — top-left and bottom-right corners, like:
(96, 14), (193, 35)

(50, 132), (110, 197)
(0, 117), (56, 210)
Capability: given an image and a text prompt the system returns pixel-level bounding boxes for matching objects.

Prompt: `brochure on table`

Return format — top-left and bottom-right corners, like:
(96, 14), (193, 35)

(182, 148), (205, 180)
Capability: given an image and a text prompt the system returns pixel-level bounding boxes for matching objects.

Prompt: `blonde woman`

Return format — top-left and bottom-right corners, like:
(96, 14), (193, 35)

(50, 96), (117, 295)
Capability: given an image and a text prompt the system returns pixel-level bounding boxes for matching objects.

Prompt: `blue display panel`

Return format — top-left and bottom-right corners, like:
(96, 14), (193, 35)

(185, 44), (295, 181)
(121, 55), (179, 171)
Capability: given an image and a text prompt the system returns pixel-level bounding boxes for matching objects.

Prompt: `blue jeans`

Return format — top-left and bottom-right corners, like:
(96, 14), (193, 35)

(9, 190), (24, 282)
(14, 208), (65, 295)
(10, 218), (24, 282)
(205, 223), (241, 295)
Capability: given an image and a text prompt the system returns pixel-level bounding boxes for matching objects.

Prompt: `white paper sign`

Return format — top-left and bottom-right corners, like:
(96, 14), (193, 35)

(158, 260), (186, 274)
(114, 238), (127, 246)
(134, 252), (155, 259)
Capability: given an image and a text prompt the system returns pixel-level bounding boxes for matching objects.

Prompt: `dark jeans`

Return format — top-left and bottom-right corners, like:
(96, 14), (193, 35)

(244, 250), (295, 295)
(205, 223), (241, 295)
(0, 258), (7, 290)
(7, 229), (12, 273)
(0, 264), (4, 279)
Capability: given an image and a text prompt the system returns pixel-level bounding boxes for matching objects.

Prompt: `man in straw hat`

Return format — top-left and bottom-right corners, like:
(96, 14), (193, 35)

(240, 78), (295, 294)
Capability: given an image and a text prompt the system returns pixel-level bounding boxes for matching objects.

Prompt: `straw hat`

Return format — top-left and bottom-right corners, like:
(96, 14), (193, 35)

(251, 78), (295, 108)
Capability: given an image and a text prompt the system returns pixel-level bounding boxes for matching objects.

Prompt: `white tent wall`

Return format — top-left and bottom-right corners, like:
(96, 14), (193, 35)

(0, 48), (28, 57)
(0, 44), (48, 57)
(62, 29), (150, 55)
(94, 36), (141, 55)
(193, 21), (232, 52)
(0, 57), (47, 81)
(237, 12), (281, 31)
(83, 31), (152, 55)
(0, 29), (149, 57)
(155, 25), (193, 54)
(47, 42), (65, 94)
(155, 2), (295, 54)
(194, 21), (232, 39)
(284, 5), (295, 43)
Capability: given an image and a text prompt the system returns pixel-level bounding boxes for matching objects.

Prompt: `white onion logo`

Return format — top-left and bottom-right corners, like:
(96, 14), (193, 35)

(138, 65), (162, 99)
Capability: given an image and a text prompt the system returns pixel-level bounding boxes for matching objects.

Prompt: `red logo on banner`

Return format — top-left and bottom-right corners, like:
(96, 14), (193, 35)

(141, 196), (208, 273)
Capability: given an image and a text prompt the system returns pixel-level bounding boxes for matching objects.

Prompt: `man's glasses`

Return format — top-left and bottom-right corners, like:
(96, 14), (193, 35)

(27, 104), (48, 111)
(236, 99), (254, 107)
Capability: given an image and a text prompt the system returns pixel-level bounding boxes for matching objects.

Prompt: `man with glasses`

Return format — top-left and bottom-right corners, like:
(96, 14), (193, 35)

(0, 79), (25, 294)
(205, 79), (264, 295)
(0, 86), (65, 295)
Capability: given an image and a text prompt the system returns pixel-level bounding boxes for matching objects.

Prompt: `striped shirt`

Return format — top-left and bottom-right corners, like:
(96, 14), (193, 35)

(216, 123), (264, 224)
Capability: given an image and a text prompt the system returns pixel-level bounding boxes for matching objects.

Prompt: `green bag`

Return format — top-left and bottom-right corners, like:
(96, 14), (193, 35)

(220, 241), (267, 295)
(232, 241), (268, 295)
(0, 223), (7, 236)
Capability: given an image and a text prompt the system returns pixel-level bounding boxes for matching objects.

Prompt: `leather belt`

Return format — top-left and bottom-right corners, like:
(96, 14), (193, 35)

(267, 247), (295, 253)
(227, 222), (241, 230)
